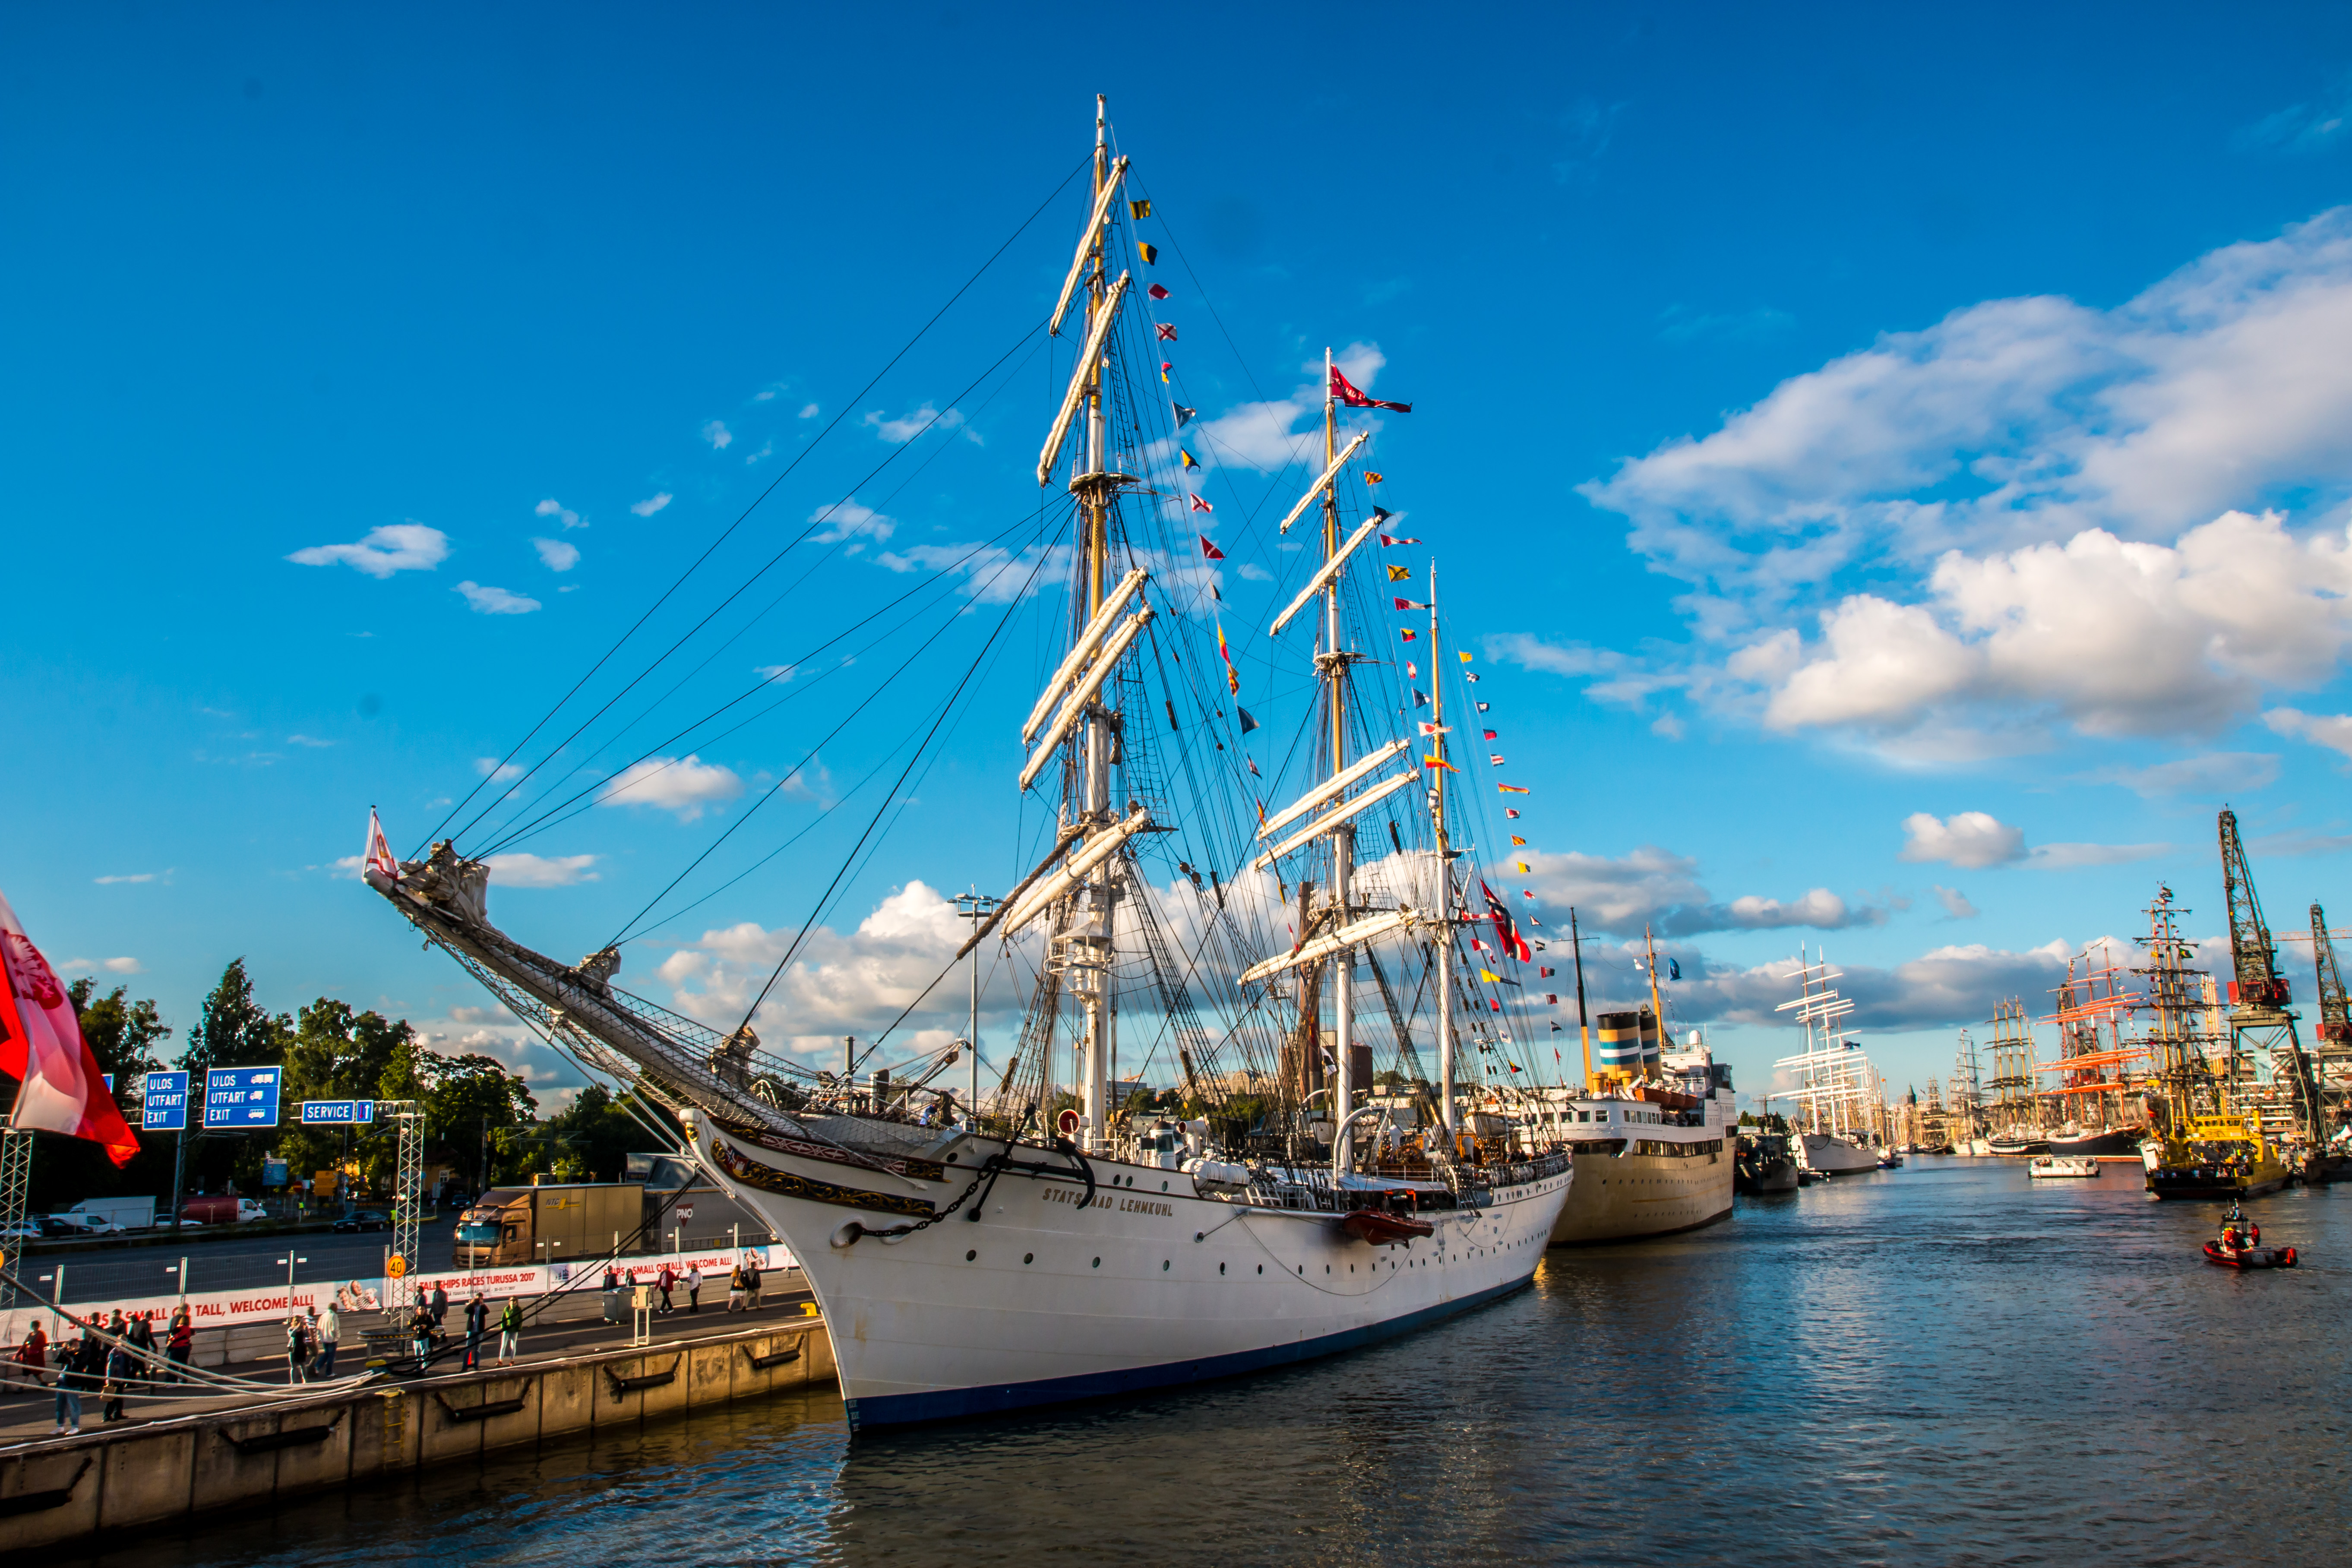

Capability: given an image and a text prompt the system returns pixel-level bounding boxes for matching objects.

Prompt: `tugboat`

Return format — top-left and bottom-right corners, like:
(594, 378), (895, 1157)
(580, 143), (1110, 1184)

(1736, 1132), (1799, 1195)
(2202, 1204), (2297, 1269)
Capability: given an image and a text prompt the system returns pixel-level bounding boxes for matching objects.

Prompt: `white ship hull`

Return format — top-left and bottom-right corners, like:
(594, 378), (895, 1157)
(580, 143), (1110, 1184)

(701, 1121), (1572, 1429)
(1798, 1132), (1881, 1174)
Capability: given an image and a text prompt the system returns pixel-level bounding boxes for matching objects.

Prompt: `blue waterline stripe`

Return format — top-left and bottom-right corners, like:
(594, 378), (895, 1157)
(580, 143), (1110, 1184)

(845, 1273), (1531, 1432)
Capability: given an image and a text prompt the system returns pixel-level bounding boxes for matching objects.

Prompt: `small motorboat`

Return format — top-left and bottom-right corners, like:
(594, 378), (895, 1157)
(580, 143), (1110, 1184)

(2028, 1156), (2100, 1179)
(1341, 1207), (1436, 1246)
(2202, 1205), (2297, 1269)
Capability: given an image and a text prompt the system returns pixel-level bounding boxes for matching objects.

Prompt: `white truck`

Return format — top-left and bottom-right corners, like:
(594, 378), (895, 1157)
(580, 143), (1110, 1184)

(57, 1196), (155, 1233)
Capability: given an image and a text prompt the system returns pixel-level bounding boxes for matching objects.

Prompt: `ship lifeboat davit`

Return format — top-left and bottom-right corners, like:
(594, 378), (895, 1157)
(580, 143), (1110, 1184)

(1341, 1208), (1436, 1246)
(2203, 1239), (2298, 1269)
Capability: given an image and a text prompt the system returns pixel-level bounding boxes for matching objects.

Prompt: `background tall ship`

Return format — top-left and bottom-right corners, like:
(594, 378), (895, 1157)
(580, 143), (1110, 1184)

(364, 98), (1573, 1429)
(1772, 951), (1885, 1175)
(2038, 949), (2146, 1160)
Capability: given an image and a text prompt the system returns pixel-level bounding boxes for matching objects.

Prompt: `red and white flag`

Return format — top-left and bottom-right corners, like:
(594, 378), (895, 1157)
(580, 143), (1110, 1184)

(364, 808), (400, 882)
(1198, 534), (1226, 561)
(1189, 494), (1214, 514)
(0, 889), (140, 1167)
(1330, 364), (1412, 413)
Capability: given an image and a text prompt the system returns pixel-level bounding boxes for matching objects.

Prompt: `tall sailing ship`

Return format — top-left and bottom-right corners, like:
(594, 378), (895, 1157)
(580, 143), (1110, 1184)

(1773, 951), (1884, 1175)
(2039, 949), (2146, 1160)
(1981, 999), (2048, 1156)
(2135, 887), (2290, 1199)
(364, 99), (1571, 1429)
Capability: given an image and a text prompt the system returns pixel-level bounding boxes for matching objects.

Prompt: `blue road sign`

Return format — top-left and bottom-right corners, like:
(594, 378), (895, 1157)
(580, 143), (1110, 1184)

(203, 1066), (282, 1130)
(142, 1070), (190, 1132)
(298, 1099), (376, 1125)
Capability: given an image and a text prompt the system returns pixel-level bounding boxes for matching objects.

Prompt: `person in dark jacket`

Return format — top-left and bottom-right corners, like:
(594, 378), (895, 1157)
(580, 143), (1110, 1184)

(462, 1293), (490, 1370)
(54, 1328), (102, 1433)
(409, 1299), (436, 1367)
(123, 1312), (157, 1394)
(102, 1334), (136, 1421)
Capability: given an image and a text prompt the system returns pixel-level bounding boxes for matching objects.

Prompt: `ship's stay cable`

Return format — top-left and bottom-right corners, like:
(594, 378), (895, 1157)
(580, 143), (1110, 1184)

(477, 503), (1056, 857)
(604, 523), (1053, 950)
(420, 153), (1090, 856)
(455, 315), (1054, 852)
(471, 335), (1052, 854)
(726, 542), (1055, 1036)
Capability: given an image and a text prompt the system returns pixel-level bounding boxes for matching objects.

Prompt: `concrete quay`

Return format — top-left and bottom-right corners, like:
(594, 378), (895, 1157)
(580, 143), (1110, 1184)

(0, 1290), (836, 1552)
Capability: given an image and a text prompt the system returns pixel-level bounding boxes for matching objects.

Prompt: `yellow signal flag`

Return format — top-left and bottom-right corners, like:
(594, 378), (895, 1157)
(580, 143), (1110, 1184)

(1516, 861), (1530, 874)
(1458, 651), (1473, 663)
(1387, 565), (1411, 582)
(1511, 835), (1527, 846)
(1138, 241), (1158, 265)
(1364, 471), (1384, 484)
(1480, 969), (1503, 984)
(1130, 198), (1153, 220)
(1181, 449), (1198, 469)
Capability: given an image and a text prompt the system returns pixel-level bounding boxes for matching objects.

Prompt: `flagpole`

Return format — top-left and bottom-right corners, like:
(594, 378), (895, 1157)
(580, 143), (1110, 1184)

(1069, 95), (1116, 1153)
(1571, 907), (1593, 1094)
(1645, 923), (1665, 1084)
(1430, 557), (1454, 1142)
(1321, 347), (1356, 1144)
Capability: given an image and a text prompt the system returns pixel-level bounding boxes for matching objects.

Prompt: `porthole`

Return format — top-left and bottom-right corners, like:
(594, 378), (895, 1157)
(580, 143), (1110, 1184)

(965, 1249), (976, 1262)
(1092, 1256), (1101, 1268)
(1257, 1265), (1264, 1274)
(1219, 1261), (1226, 1274)
(1024, 1252), (1034, 1265)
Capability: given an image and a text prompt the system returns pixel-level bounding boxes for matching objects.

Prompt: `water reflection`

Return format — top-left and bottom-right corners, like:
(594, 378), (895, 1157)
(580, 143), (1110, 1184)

(98, 1162), (2348, 1568)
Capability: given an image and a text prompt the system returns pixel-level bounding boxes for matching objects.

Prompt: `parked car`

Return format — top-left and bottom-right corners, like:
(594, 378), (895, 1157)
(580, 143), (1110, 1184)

(0, 1217), (92, 1241)
(333, 1208), (392, 1233)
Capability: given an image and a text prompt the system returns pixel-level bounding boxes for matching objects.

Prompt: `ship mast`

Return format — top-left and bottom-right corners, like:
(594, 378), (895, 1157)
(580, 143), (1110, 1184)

(1321, 347), (1356, 1137)
(1073, 96), (1117, 1151)
(1430, 555), (1454, 1137)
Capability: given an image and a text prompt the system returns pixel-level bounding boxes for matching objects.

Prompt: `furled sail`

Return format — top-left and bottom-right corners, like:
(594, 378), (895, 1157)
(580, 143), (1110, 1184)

(1047, 155), (1130, 338)
(1273, 430), (1369, 536)
(1250, 770), (1419, 872)
(1035, 270), (1132, 486)
(997, 806), (1155, 940)
(1017, 605), (1155, 791)
(1268, 518), (1380, 636)
(1021, 567), (1149, 743)
(1239, 908), (1416, 987)
(1257, 737), (1410, 840)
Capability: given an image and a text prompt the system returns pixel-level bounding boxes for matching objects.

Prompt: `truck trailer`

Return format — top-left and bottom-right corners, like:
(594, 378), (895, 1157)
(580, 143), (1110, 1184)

(452, 1182), (650, 1268)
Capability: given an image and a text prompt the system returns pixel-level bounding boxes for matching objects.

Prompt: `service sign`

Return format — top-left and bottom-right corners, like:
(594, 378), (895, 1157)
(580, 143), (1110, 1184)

(142, 1070), (190, 1132)
(203, 1066), (282, 1129)
(298, 1099), (376, 1125)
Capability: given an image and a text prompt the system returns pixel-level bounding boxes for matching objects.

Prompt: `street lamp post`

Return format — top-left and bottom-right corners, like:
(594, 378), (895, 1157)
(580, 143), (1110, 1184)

(954, 891), (1000, 1114)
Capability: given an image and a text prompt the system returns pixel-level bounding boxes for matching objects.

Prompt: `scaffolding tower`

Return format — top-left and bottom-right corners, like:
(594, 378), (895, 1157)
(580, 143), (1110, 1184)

(0, 1127), (29, 1310)
(379, 1099), (424, 1309)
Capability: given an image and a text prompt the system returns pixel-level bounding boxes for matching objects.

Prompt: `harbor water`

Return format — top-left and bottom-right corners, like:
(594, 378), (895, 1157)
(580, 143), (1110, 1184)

(82, 1159), (2350, 1566)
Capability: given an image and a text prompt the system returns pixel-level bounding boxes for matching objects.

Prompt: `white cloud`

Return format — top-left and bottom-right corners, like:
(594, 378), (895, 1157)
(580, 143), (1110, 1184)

(1238, 563), (1273, 582)
(1673, 940), (2077, 1031)
(1510, 845), (1882, 937)
(1932, 885), (1980, 919)
(2080, 752), (2279, 796)
(2248, 828), (2352, 857)
(1190, 343), (1389, 472)
(799, 403), (819, 419)
(702, 420), (733, 450)
(94, 873), (155, 885)
(454, 581), (542, 615)
(597, 755), (743, 821)
(535, 498), (584, 530)
(864, 403), (964, 443)
(532, 537), (581, 572)
(449, 1003), (514, 1024)
(810, 499), (895, 547)
(103, 957), (142, 974)
(2265, 706), (2352, 761)
(287, 522), (449, 578)
(483, 852), (599, 888)
(631, 492), (672, 517)
(745, 439), (774, 464)
(2027, 841), (2170, 869)
(874, 541), (1068, 606)
(1899, 811), (2026, 869)
(2236, 83), (2352, 154)
(1575, 208), (2352, 748)
(755, 664), (795, 685)
(286, 734), (335, 748)
(474, 757), (522, 782)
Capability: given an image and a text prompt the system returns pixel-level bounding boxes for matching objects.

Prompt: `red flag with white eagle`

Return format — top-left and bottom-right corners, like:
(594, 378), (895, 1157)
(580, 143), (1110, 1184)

(0, 888), (140, 1167)
(1330, 364), (1412, 413)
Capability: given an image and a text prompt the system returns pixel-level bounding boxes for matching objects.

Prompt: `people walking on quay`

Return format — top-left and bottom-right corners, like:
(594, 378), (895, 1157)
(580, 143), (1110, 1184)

(742, 1253), (763, 1311)
(12, 1323), (48, 1387)
(496, 1296), (522, 1366)
(124, 1312), (157, 1394)
(54, 1327), (100, 1433)
(165, 1306), (193, 1382)
(463, 1293), (488, 1370)
(602, 1265), (623, 1325)
(685, 1263), (702, 1314)
(657, 1262), (676, 1315)
(726, 1260), (747, 1312)
(285, 1312), (311, 1384)
(315, 1302), (340, 1378)
(409, 1297), (436, 1368)
(429, 1281), (450, 1334)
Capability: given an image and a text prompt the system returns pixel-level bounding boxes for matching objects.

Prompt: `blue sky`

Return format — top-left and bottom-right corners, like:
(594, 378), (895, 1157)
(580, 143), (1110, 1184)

(7, 4), (2352, 1107)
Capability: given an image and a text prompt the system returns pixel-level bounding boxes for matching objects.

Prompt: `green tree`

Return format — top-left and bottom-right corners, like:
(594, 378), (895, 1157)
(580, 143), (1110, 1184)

(22, 983), (177, 1211)
(276, 999), (416, 1198)
(531, 1083), (668, 1184)
(420, 1051), (538, 1190)
(67, 979), (173, 1082)
(180, 958), (291, 1078)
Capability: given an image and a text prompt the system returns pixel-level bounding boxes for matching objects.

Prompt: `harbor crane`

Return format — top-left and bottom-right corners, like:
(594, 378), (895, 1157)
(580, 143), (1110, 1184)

(2216, 809), (2319, 1140)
